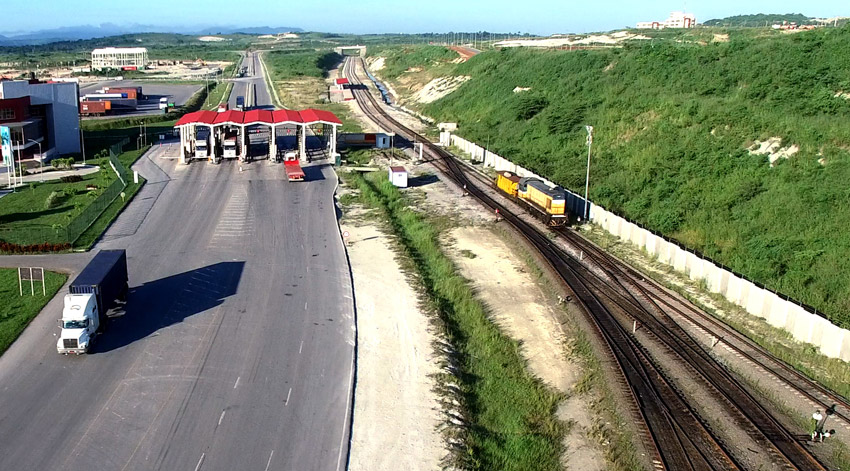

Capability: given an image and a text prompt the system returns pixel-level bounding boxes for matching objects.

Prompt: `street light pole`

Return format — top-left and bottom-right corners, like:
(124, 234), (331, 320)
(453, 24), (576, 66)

(583, 125), (594, 222)
(27, 139), (42, 183)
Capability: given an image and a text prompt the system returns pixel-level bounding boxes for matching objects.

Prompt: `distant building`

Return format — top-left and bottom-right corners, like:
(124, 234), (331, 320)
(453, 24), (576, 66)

(91, 47), (149, 71)
(0, 80), (81, 160)
(637, 11), (697, 29)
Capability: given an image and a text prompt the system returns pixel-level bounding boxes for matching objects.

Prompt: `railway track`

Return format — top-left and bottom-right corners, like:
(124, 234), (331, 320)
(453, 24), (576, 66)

(343, 56), (830, 471)
(438, 155), (850, 432)
(559, 227), (850, 426)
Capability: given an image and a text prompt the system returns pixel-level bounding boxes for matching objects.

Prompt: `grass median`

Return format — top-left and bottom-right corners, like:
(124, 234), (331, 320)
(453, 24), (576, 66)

(0, 269), (67, 355)
(74, 147), (149, 249)
(346, 170), (564, 470)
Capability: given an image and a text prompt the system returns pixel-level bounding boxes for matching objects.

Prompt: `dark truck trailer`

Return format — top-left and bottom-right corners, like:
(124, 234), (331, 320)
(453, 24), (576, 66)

(68, 249), (129, 330)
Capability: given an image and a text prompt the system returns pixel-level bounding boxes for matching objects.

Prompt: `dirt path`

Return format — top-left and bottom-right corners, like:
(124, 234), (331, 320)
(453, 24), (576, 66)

(447, 226), (606, 471)
(342, 212), (443, 471)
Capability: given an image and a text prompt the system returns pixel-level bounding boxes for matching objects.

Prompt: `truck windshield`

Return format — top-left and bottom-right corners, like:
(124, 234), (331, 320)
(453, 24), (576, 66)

(63, 319), (88, 329)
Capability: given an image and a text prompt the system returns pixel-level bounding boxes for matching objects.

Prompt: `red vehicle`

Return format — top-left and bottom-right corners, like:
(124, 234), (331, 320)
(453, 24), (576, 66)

(284, 160), (305, 181)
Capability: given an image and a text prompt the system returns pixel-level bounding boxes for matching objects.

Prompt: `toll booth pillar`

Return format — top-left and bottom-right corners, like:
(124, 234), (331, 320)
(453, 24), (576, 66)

(179, 127), (187, 165)
(300, 125), (307, 162)
(331, 125), (338, 155)
(240, 125), (247, 162)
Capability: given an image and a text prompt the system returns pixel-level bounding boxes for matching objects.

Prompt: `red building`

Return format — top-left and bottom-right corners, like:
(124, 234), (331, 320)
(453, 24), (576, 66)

(0, 95), (48, 160)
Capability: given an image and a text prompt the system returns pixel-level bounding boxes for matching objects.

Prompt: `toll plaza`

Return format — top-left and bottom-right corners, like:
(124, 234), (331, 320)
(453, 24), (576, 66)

(174, 108), (342, 165)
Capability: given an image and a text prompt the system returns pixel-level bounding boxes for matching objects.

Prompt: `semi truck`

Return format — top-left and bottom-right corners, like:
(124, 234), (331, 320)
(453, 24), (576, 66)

(236, 96), (245, 111)
(222, 130), (239, 158)
(57, 250), (129, 354)
(195, 138), (210, 160)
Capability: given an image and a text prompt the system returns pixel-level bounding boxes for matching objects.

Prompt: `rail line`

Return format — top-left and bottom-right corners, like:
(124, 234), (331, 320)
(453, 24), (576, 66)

(557, 225), (850, 430)
(433, 158), (850, 427)
(344, 57), (743, 471)
(448, 155), (850, 432)
(343, 56), (833, 471)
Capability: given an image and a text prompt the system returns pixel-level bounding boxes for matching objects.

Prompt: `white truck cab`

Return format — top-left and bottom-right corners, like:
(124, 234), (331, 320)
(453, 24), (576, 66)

(57, 294), (100, 354)
(223, 138), (238, 158)
(195, 140), (209, 160)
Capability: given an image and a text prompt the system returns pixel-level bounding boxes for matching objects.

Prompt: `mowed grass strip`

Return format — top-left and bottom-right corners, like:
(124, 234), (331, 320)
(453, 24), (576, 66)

(0, 268), (67, 354)
(348, 171), (564, 470)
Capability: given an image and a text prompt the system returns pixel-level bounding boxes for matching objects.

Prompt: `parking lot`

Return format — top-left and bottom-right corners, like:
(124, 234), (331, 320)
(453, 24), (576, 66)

(79, 80), (203, 119)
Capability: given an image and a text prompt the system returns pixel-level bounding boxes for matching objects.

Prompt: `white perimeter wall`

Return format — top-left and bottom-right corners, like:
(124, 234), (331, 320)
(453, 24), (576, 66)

(449, 133), (850, 361)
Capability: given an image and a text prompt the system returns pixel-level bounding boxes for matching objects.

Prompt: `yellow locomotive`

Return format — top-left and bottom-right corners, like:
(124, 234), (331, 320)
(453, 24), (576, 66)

(495, 171), (567, 226)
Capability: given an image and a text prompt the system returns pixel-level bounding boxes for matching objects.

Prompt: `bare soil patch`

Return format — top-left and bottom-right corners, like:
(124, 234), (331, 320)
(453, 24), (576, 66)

(342, 202), (444, 471)
(446, 226), (606, 471)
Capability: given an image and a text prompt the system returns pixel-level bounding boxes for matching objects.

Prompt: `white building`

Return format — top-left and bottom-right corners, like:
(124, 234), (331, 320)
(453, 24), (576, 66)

(91, 47), (149, 71)
(637, 11), (697, 29)
(388, 166), (408, 188)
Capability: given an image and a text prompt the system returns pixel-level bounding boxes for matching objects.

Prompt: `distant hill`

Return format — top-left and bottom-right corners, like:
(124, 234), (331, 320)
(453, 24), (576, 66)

(703, 13), (813, 27)
(0, 24), (302, 46)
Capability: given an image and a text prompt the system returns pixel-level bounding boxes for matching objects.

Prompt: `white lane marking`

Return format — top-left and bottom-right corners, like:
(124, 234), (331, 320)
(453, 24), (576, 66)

(285, 388), (292, 406)
(218, 410), (226, 425)
(264, 450), (275, 471)
(234, 376), (240, 389)
(194, 453), (205, 471)
(304, 301), (308, 310)
(299, 340), (303, 354)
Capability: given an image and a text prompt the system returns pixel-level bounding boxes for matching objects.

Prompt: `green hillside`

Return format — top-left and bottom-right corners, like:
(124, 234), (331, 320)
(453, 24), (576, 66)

(388, 27), (850, 326)
(703, 13), (813, 27)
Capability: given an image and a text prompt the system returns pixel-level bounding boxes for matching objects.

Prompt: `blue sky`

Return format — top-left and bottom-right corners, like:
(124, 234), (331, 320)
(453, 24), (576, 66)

(3, 0), (848, 35)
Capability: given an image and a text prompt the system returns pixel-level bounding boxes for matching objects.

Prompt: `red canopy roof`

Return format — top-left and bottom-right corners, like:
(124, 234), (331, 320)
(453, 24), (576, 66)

(175, 108), (342, 127)
(300, 108), (343, 125)
(273, 109), (303, 124)
(335, 78), (350, 85)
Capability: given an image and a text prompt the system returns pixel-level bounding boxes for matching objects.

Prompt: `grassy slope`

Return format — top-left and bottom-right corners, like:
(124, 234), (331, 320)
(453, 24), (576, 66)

(368, 45), (459, 100)
(0, 269), (67, 354)
(74, 147), (149, 249)
(392, 26), (850, 327)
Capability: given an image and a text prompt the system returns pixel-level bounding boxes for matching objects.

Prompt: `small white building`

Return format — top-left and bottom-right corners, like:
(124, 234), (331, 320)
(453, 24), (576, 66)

(91, 47), (149, 71)
(389, 166), (408, 188)
(637, 11), (696, 29)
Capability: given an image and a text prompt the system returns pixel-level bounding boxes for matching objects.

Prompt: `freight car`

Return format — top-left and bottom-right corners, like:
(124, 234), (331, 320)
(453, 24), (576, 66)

(495, 171), (568, 226)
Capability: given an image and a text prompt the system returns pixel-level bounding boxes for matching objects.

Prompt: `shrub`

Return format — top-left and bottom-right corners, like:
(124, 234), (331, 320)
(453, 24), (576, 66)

(51, 158), (75, 170)
(45, 190), (63, 210)
(514, 94), (549, 120)
(60, 175), (83, 183)
(0, 240), (71, 254)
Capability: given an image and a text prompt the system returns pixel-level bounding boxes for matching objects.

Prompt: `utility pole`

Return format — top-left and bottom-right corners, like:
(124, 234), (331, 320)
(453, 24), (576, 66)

(28, 139), (42, 182)
(583, 125), (593, 222)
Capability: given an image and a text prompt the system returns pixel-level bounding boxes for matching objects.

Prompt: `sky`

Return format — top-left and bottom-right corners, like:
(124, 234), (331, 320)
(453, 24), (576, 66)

(2, 0), (848, 36)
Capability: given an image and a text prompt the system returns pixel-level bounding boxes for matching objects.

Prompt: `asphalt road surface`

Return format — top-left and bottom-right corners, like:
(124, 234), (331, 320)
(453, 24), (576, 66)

(0, 51), (355, 471)
(229, 51), (273, 110)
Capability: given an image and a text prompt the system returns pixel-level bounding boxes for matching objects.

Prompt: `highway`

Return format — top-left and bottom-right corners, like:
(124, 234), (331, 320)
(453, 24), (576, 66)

(0, 51), (354, 471)
(229, 51), (273, 110)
